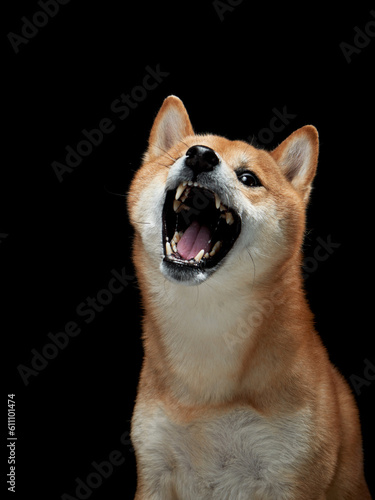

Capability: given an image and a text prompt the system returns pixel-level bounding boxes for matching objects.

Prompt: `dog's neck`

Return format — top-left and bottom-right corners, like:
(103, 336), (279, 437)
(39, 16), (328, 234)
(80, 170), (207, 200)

(137, 249), (311, 408)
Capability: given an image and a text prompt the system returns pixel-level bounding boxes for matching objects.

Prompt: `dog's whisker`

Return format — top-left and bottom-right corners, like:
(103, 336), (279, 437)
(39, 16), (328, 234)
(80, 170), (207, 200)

(178, 139), (190, 149)
(104, 187), (127, 198)
(149, 142), (178, 162)
(247, 249), (256, 290)
(154, 162), (171, 169)
(193, 283), (200, 309)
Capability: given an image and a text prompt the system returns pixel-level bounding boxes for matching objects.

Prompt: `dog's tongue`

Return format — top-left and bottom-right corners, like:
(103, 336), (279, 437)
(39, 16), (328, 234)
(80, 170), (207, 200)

(177, 220), (212, 260)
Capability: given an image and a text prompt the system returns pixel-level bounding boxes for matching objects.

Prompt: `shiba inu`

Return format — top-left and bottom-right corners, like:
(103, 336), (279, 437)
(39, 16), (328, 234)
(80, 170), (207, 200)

(128, 96), (371, 499)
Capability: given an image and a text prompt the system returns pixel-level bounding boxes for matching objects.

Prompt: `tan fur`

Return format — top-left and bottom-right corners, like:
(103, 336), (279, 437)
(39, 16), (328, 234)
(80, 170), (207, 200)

(128, 96), (371, 499)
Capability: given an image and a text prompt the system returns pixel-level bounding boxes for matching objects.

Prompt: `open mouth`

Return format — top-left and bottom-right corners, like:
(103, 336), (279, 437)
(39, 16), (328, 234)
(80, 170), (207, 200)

(162, 182), (241, 272)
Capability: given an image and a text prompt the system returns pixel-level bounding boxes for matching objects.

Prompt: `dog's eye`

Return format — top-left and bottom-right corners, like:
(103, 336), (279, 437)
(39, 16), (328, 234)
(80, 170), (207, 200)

(237, 170), (261, 187)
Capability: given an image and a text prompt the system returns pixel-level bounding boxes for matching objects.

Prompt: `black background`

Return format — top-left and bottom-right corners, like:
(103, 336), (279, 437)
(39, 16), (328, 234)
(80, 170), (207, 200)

(3, 1), (375, 499)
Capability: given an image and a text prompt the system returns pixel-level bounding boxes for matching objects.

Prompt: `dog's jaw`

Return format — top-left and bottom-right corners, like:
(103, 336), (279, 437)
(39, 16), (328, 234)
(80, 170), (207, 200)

(160, 173), (243, 285)
(160, 260), (210, 285)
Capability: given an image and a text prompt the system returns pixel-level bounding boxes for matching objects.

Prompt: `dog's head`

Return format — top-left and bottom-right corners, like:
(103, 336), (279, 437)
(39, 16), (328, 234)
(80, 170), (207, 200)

(128, 96), (318, 287)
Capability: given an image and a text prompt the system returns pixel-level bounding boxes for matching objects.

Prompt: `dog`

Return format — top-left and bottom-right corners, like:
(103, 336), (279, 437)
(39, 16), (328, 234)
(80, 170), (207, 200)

(127, 96), (371, 499)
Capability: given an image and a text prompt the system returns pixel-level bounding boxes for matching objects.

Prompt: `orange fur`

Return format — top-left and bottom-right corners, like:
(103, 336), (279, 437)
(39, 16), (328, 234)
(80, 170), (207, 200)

(128, 96), (371, 499)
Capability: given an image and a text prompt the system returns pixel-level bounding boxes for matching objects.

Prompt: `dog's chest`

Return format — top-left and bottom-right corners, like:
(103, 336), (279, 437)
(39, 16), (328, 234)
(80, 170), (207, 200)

(133, 405), (310, 499)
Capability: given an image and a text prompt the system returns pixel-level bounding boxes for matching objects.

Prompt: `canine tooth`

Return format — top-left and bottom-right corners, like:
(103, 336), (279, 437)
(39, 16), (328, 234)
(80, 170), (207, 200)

(165, 241), (172, 256)
(180, 186), (191, 202)
(173, 231), (181, 243)
(214, 193), (221, 210)
(226, 212), (234, 225)
(194, 249), (205, 262)
(176, 203), (189, 213)
(173, 199), (182, 212)
(175, 184), (186, 200)
(210, 241), (222, 256)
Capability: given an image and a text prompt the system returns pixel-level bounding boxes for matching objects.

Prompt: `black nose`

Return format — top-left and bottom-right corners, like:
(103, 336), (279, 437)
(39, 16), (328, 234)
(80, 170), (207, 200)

(185, 145), (219, 173)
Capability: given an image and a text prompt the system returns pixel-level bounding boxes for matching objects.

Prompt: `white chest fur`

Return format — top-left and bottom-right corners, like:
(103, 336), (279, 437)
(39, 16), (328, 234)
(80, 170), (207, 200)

(132, 403), (312, 500)
(145, 262), (265, 405)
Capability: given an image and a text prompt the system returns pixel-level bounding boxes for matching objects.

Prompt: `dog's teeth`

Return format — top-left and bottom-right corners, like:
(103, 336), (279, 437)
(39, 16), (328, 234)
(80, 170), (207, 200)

(204, 252), (210, 259)
(170, 232), (180, 253)
(172, 231), (181, 243)
(226, 212), (234, 225)
(193, 182), (198, 187)
(173, 199), (182, 212)
(210, 241), (222, 256)
(188, 181), (193, 186)
(194, 249), (205, 262)
(176, 203), (189, 213)
(175, 184), (186, 200)
(220, 203), (226, 212)
(165, 241), (172, 256)
(214, 193), (221, 210)
(180, 186), (191, 203)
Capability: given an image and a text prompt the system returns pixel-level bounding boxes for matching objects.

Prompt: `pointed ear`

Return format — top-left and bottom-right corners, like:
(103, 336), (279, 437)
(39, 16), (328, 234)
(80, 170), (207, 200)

(145, 95), (194, 162)
(270, 125), (319, 203)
